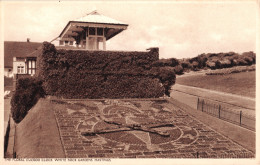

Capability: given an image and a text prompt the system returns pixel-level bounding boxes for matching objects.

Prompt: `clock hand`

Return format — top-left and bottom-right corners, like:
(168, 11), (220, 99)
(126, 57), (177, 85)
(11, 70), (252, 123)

(81, 120), (172, 137)
(81, 125), (170, 137)
(104, 120), (174, 130)
(149, 123), (175, 128)
(81, 127), (131, 136)
(103, 120), (172, 137)
(132, 125), (170, 137)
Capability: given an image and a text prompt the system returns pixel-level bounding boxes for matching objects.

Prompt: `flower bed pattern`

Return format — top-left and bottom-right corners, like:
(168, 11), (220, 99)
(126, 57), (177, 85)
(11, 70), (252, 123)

(51, 99), (254, 158)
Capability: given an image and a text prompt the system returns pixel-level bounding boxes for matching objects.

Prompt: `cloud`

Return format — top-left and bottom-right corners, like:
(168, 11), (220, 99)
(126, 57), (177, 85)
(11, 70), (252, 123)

(3, 1), (257, 59)
(210, 33), (223, 41)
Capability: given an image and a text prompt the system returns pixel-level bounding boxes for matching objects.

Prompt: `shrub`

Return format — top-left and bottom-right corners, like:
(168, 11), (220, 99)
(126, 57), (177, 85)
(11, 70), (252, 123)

(236, 58), (248, 66)
(206, 61), (216, 69)
(244, 56), (253, 65)
(151, 58), (180, 67)
(152, 59), (172, 67)
(215, 60), (222, 69)
(170, 58), (180, 67)
(11, 77), (45, 123)
(223, 52), (236, 57)
(208, 53), (218, 58)
(180, 60), (192, 71)
(242, 51), (256, 64)
(196, 54), (208, 68)
(191, 61), (199, 70)
(173, 65), (184, 75)
(219, 59), (232, 68)
(153, 67), (176, 96)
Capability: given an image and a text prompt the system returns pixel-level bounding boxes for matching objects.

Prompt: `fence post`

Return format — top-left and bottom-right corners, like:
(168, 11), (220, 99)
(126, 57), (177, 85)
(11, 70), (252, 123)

(201, 100), (204, 112)
(218, 105), (221, 119)
(197, 97), (199, 110)
(240, 111), (242, 126)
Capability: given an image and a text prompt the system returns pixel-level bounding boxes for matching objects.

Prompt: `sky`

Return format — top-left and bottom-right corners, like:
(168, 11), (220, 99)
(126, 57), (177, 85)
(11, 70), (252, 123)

(1, 0), (258, 59)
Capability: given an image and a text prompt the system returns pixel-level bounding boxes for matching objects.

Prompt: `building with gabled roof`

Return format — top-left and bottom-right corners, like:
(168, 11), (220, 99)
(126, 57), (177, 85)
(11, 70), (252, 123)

(4, 41), (42, 77)
(57, 10), (128, 50)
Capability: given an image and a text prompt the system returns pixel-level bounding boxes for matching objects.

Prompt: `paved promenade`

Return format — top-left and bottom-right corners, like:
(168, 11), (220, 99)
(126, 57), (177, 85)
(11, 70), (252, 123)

(171, 84), (255, 116)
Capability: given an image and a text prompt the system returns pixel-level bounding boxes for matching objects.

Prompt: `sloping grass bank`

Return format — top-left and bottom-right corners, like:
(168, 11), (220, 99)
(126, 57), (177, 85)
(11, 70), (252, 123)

(176, 71), (255, 98)
(15, 99), (65, 158)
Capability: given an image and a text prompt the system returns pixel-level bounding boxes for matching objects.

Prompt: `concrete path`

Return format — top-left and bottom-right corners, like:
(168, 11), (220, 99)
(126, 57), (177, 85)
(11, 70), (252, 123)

(171, 84), (255, 116)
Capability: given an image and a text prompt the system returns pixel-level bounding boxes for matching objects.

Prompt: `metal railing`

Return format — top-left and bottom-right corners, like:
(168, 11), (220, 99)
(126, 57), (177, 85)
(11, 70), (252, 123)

(197, 98), (255, 131)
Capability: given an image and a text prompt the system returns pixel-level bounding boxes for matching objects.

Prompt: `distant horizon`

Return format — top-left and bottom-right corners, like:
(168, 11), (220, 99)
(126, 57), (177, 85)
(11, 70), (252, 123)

(3, 39), (255, 60)
(2, 1), (257, 59)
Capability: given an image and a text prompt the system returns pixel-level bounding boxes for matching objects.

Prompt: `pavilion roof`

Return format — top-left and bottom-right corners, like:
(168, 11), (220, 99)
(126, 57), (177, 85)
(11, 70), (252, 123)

(74, 10), (127, 25)
(58, 10), (128, 41)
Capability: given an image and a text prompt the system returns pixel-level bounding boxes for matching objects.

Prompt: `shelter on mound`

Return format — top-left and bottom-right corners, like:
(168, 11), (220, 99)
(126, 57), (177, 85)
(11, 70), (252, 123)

(58, 10), (128, 50)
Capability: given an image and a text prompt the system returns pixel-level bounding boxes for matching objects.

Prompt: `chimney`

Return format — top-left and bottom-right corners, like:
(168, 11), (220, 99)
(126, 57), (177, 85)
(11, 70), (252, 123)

(27, 38), (30, 42)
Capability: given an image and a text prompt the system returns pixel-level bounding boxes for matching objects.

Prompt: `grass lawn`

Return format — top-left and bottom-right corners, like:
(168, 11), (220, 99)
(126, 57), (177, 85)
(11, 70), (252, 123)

(176, 71), (255, 98)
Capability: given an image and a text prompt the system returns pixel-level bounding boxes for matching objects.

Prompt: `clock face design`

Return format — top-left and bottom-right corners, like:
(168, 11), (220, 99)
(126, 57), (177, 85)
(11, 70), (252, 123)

(73, 100), (199, 151)
(53, 99), (255, 158)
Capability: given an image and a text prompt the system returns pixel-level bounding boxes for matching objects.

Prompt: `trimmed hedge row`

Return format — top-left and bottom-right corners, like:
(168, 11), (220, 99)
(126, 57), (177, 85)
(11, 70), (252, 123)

(11, 77), (45, 123)
(38, 42), (175, 98)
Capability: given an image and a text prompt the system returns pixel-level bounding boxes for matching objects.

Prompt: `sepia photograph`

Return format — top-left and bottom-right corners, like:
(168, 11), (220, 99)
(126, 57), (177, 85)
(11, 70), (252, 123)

(1, 0), (259, 164)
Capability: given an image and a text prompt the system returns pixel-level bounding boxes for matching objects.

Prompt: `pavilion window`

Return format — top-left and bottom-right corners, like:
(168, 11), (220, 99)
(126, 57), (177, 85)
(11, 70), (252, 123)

(27, 59), (36, 75)
(65, 41), (69, 45)
(97, 28), (103, 36)
(69, 41), (73, 45)
(59, 40), (64, 45)
(89, 27), (96, 35)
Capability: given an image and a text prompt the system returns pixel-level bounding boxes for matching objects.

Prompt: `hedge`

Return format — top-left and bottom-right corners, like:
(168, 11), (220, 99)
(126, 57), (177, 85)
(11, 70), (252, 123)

(179, 51), (256, 72)
(11, 77), (45, 123)
(38, 42), (175, 98)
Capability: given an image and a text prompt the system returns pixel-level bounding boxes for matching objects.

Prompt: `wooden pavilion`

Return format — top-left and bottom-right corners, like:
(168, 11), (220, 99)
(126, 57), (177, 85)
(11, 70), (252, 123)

(58, 10), (128, 50)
